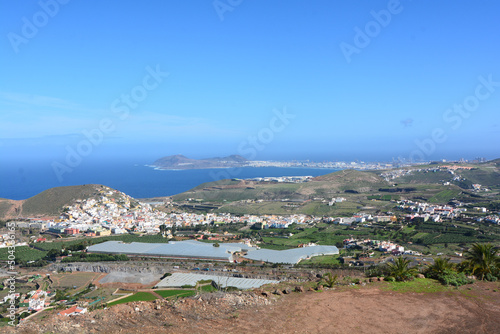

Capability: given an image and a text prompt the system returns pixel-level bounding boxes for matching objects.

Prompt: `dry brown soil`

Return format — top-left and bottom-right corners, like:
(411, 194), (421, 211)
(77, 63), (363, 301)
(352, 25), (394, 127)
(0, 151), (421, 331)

(5, 281), (500, 334)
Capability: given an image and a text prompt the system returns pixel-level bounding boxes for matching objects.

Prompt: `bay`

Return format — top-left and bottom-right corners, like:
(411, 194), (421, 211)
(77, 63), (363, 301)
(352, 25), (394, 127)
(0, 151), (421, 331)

(0, 160), (340, 200)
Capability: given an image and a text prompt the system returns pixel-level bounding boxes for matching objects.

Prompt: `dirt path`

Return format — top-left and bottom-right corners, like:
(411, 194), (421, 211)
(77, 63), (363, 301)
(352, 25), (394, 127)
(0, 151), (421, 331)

(92, 273), (108, 285)
(105, 293), (134, 305)
(148, 291), (165, 300)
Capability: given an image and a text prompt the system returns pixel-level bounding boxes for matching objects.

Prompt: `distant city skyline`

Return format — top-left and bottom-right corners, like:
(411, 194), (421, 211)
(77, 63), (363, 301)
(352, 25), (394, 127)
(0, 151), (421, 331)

(1, 0), (499, 167)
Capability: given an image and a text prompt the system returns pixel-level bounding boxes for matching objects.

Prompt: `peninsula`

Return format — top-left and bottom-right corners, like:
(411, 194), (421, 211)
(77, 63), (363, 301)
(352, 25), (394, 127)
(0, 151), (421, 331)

(151, 154), (248, 170)
(151, 154), (404, 171)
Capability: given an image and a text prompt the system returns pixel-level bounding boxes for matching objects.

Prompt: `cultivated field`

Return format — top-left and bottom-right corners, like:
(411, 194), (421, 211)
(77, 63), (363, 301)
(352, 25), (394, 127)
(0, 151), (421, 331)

(50, 272), (101, 291)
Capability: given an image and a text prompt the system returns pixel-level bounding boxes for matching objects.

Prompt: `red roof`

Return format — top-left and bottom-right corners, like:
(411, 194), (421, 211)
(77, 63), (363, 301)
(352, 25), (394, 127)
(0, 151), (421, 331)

(58, 305), (86, 316)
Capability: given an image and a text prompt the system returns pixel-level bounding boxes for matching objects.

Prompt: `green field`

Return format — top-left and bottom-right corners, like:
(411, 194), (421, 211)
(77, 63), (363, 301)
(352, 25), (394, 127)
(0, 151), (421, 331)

(0, 246), (47, 262)
(107, 292), (157, 306)
(428, 189), (462, 203)
(200, 284), (217, 292)
(298, 254), (341, 266)
(367, 195), (397, 201)
(381, 278), (449, 293)
(301, 201), (361, 216)
(260, 226), (347, 248)
(155, 289), (196, 298)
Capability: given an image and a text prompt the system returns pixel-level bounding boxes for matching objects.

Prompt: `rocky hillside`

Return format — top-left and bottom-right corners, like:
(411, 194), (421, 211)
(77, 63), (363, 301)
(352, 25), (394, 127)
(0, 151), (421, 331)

(0, 184), (134, 219)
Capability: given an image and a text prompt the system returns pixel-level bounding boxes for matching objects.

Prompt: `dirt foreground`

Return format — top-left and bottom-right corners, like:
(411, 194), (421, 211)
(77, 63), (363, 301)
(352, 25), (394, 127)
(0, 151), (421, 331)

(6, 281), (500, 334)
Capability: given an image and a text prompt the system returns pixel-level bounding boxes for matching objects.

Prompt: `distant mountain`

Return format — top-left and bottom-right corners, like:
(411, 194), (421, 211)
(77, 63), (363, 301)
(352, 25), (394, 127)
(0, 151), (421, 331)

(152, 154), (249, 170)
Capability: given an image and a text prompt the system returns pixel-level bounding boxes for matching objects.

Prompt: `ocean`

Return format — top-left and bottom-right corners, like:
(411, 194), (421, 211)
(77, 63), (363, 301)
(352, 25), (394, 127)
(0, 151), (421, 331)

(0, 160), (340, 200)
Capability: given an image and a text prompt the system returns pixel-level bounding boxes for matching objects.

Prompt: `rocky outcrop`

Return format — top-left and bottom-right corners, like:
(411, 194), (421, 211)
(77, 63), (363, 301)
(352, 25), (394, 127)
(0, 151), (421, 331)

(49, 262), (172, 274)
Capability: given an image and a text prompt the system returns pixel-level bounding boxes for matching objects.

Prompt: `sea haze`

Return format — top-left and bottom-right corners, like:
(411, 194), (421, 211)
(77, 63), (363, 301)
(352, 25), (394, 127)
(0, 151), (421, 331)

(0, 159), (340, 200)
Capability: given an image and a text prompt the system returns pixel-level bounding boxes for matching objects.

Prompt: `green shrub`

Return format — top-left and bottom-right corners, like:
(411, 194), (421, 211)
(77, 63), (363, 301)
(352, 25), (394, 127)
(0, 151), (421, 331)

(424, 257), (454, 280)
(365, 266), (389, 278)
(439, 270), (473, 287)
(322, 273), (338, 288)
(485, 273), (498, 282)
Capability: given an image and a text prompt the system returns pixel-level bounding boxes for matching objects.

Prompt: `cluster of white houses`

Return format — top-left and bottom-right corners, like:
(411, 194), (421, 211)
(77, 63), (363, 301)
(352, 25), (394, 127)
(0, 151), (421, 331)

(1, 284), (86, 316)
(246, 175), (313, 183)
(343, 238), (420, 256)
(0, 233), (28, 248)
(398, 200), (467, 222)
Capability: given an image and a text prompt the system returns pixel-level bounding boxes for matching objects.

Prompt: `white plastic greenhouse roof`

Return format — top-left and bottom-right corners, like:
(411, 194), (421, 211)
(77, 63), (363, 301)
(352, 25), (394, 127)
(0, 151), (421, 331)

(155, 272), (278, 290)
(243, 245), (339, 264)
(87, 240), (240, 261)
(87, 240), (338, 264)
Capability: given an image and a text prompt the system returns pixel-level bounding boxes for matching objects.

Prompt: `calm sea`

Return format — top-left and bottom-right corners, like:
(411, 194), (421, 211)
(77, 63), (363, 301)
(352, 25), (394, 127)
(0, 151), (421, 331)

(0, 160), (340, 200)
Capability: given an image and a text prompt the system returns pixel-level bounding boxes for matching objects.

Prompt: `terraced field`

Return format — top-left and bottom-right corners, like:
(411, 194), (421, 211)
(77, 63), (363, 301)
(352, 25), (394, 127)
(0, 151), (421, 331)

(155, 289), (196, 298)
(107, 292), (157, 306)
(0, 246), (47, 262)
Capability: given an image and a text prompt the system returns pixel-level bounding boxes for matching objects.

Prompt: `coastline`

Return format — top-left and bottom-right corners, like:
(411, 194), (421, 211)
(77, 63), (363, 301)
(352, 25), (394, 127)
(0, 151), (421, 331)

(0, 164), (342, 201)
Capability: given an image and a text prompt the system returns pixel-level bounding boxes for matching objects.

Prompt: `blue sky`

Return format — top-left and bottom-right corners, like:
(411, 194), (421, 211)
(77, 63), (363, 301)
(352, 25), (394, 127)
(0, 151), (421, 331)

(1, 0), (499, 164)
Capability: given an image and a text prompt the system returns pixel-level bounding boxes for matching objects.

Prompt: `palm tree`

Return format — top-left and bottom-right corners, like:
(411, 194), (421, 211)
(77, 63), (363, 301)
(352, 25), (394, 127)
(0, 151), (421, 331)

(322, 272), (338, 288)
(425, 257), (454, 279)
(387, 257), (418, 282)
(464, 243), (499, 280)
(159, 224), (167, 237)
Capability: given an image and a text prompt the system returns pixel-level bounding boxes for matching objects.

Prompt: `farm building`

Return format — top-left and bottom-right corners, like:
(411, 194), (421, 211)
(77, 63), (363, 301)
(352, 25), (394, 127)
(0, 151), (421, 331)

(58, 305), (87, 316)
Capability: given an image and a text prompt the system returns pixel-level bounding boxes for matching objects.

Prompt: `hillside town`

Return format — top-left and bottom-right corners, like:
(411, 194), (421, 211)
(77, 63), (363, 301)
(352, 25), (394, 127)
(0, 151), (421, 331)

(3, 184), (498, 250)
